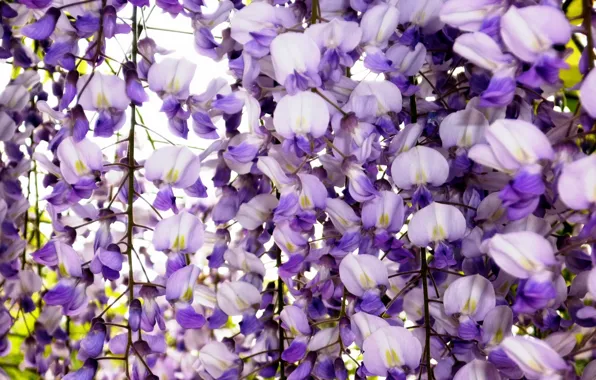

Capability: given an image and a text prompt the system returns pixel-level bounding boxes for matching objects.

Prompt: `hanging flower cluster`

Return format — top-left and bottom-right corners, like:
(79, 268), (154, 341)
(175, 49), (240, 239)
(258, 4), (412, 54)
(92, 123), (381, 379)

(2, 0), (596, 378)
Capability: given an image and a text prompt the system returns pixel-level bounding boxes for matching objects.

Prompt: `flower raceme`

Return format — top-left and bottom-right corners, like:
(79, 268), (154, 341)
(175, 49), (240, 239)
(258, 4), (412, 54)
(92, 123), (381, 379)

(2, 0), (596, 379)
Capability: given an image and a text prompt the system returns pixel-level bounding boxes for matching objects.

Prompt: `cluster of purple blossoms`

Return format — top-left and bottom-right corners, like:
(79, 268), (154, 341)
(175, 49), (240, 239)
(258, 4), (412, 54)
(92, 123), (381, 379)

(1, 0), (596, 378)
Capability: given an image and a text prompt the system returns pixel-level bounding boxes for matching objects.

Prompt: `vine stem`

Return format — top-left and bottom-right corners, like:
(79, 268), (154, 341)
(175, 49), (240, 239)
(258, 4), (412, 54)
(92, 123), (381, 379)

(421, 248), (433, 379)
(277, 248), (286, 379)
(125, 5), (139, 378)
(310, 0), (319, 24)
(409, 76), (417, 124)
(583, 0), (595, 71)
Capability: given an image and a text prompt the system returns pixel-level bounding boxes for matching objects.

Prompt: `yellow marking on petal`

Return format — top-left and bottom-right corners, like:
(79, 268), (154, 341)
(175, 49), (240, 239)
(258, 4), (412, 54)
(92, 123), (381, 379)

(59, 263), (68, 277)
(166, 168), (180, 183)
(290, 327), (299, 335)
(286, 242), (295, 252)
(300, 195), (312, 208)
(415, 11), (427, 25)
(488, 207), (505, 223)
(172, 235), (185, 251)
(182, 286), (193, 302)
(462, 298), (477, 314)
(415, 170), (427, 184)
(459, 131), (473, 147)
(96, 92), (110, 108)
(74, 160), (87, 175)
(494, 328), (504, 344)
(242, 259), (251, 273)
(379, 213), (389, 227)
(169, 78), (181, 93)
(431, 225), (446, 241)
(376, 100), (387, 115)
(526, 358), (544, 372)
(514, 148), (530, 163)
(236, 296), (249, 310)
(385, 349), (401, 367)
(294, 116), (308, 134)
(359, 273), (374, 288)
(518, 256), (535, 271)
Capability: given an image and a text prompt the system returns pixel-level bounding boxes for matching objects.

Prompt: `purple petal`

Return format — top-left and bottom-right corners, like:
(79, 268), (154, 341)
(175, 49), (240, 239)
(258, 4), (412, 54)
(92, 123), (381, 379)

(21, 8), (60, 40)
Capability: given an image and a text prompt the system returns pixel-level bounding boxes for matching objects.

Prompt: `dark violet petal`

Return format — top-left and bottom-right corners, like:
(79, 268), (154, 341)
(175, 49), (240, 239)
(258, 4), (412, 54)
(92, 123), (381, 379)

(363, 52), (392, 73)
(21, 8), (60, 40)
(175, 306), (206, 329)
(44, 279), (75, 305)
(129, 299), (142, 332)
(359, 289), (385, 315)
(80, 322), (106, 358)
(32, 241), (58, 266)
(154, 185), (176, 211)
(239, 313), (263, 335)
(208, 308), (228, 329)
(287, 357), (313, 380)
(281, 337), (307, 362)
(129, 0), (150, 5)
(479, 76), (516, 108)
(168, 117), (189, 139)
(94, 111), (117, 138)
(63, 359), (98, 380)
(185, 177), (208, 198)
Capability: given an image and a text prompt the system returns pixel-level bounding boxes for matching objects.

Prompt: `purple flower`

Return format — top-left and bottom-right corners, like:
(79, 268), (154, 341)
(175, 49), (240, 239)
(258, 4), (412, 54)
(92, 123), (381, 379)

(408, 202), (467, 247)
(198, 341), (240, 378)
(216, 281), (261, 316)
(500, 336), (568, 379)
(454, 360), (501, 380)
(439, 106), (488, 149)
(270, 33), (322, 94)
(147, 57), (196, 99)
(21, 7), (61, 40)
(557, 155), (596, 210)
(339, 253), (389, 297)
(453, 32), (514, 73)
(89, 244), (123, 280)
(145, 146), (202, 188)
(153, 211), (204, 254)
(63, 359), (98, 380)
(280, 305), (312, 336)
(444, 274), (495, 321)
(361, 191), (405, 233)
(56, 137), (103, 185)
(580, 69), (596, 118)
(362, 326), (421, 377)
(481, 305), (513, 346)
(360, 4), (400, 47)
(391, 146), (449, 190)
(440, 0), (506, 32)
(468, 119), (554, 173)
(77, 73), (130, 111)
(166, 265), (201, 303)
(273, 91), (330, 139)
(500, 5), (570, 63)
(483, 231), (557, 279)
(230, 2), (296, 57)
(236, 194), (278, 230)
(347, 80), (402, 121)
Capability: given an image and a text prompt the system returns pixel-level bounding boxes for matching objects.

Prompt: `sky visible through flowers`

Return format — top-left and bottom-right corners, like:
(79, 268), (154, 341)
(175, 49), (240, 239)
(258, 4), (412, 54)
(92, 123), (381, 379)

(0, 0), (596, 379)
